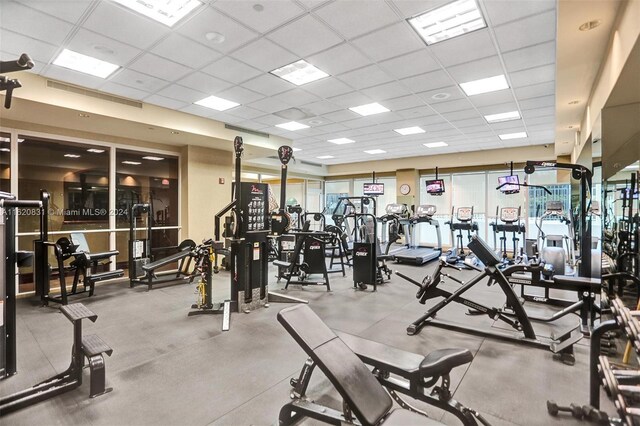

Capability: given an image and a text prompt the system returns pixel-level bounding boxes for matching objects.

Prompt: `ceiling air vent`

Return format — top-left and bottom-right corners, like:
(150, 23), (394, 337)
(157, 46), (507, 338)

(267, 155), (323, 168)
(224, 124), (270, 138)
(46, 80), (143, 108)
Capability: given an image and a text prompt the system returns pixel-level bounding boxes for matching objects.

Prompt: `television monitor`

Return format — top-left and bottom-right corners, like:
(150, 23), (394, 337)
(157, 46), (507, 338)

(498, 175), (520, 194)
(363, 182), (384, 196)
(425, 179), (445, 195)
(620, 187), (639, 199)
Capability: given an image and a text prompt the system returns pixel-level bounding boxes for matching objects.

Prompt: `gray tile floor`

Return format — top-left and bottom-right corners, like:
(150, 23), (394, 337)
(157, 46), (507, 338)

(1, 260), (615, 425)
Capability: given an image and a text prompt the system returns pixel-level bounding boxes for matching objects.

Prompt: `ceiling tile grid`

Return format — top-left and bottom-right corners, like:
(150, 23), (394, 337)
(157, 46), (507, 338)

(2, 0), (557, 165)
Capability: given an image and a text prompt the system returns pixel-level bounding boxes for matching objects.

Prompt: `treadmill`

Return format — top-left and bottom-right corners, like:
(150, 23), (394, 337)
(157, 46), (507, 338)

(393, 205), (442, 265)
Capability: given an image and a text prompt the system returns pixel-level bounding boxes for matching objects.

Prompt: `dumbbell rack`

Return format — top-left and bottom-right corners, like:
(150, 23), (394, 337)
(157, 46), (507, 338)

(548, 297), (640, 424)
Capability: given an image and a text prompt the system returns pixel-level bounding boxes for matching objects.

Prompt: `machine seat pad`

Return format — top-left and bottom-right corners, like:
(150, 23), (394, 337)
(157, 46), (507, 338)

(82, 334), (113, 357)
(83, 250), (119, 261)
(336, 331), (471, 380)
(60, 303), (97, 323)
(89, 269), (124, 283)
(273, 260), (291, 268)
(553, 275), (601, 291)
(142, 249), (191, 271)
(383, 409), (445, 425)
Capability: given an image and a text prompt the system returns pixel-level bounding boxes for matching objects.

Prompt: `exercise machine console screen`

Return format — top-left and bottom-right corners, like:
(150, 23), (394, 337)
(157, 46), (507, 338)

(498, 175), (520, 194)
(425, 179), (445, 195)
(362, 182), (384, 196)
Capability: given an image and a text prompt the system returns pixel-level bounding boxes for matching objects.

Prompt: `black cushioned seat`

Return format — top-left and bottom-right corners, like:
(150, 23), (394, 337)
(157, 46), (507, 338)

(82, 334), (113, 357)
(141, 248), (191, 271)
(336, 331), (471, 381)
(553, 275), (601, 291)
(84, 250), (119, 261)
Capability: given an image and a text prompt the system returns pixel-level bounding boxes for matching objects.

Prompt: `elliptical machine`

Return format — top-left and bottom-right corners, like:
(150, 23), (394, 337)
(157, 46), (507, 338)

(490, 206), (526, 264)
(446, 206), (478, 258)
(536, 200), (576, 276)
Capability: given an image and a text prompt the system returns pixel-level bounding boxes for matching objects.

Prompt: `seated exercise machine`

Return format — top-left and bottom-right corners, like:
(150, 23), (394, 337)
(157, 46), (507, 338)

(359, 214), (393, 287)
(489, 206), (525, 264)
(396, 234), (589, 364)
(536, 200), (576, 276)
(278, 304), (490, 426)
(446, 206), (478, 259)
(1, 193), (113, 415)
(129, 203), (196, 290)
(393, 205), (442, 265)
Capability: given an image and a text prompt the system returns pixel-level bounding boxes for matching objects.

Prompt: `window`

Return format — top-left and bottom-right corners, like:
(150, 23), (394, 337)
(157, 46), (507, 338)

(306, 180), (323, 213)
(115, 149), (179, 269)
(487, 170), (527, 251)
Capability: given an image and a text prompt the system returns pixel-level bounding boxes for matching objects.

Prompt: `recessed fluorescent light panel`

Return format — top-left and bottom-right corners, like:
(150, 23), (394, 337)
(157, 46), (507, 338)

(317, 155), (334, 159)
(394, 126), (425, 135)
(328, 138), (355, 145)
(0, 148), (10, 152)
(195, 95), (239, 111)
(87, 148), (105, 153)
(112, 0), (202, 27)
(276, 121), (309, 131)
(499, 132), (527, 140)
(122, 160), (142, 165)
(424, 142), (448, 148)
(270, 60), (329, 86)
(408, 0), (487, 45)
(460, 74), (509, 96)
(484, 111), (521, 123)
(364, 149), (386, 155)
(64, 154), (81, 158)
(53, 49), (120, 78)
(349, 103), (390, 116)
(142, 156), (165, 161)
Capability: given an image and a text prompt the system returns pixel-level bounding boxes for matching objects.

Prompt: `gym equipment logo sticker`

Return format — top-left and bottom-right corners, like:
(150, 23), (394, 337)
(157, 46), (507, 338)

(250, 185), (263, 195)
(355, 247), (369, 256)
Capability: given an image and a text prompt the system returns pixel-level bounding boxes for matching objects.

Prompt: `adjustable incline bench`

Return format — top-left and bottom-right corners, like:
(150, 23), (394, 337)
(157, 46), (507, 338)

(278, 304), (489, 426)
(130, 239), (196, 290)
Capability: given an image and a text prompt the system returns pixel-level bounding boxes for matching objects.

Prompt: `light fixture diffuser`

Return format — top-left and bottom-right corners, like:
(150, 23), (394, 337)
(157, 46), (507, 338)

(317, 155), (334, 159)
(364, 149), (386, 155)
(53, 49), (120, 78)
(394, 126), (425, 135)
(484, 111), (521, 123)
(460, 74), (509, 96)
(143, 156), (165, 161)
(349, 103), (390, 116)
(64, 154), (81, 158)
(424, 142), (448, 148)
(87, 148), (105, 153)
(112, 0), (202, 27)
(270, 60), (329, 86)
(328, 138), (355, 145)
(276, 121), (309, 131)
(499, 132), (527, 140)
(195, 95), (239, 111)
(0, 148), (10, 152)
(122, 160), (142, 165)
(408, 0), (487, 45)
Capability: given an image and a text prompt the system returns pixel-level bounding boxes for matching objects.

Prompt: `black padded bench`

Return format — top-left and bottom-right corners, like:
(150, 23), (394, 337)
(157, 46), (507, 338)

(132, 242), (196, 290)
(278, 305), (485, 426)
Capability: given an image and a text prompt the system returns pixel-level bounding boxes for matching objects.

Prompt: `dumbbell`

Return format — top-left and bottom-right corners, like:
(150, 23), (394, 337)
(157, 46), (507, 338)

(581, 405), (610, 424)
(547, 400), (583, 419)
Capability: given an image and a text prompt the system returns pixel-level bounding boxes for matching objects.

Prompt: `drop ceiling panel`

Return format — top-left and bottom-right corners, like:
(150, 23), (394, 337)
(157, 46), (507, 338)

(1, 2), (73, 46)
(483, 0), (555, 26)
(322, 109), (361, 123)
(151, 33), (221, 69)
(441, 109), (482, 121)
(66, 28), (141, 66)
(380, 52), (439, 83)
(144, 94), (190, 110)
(42, 66), (104, 89)
(302, 78), (353, 99)
(307, 43), (372, 75)
(519, 95), (555, 110)
(15, 0), (92, 24)
(273, 89), (321, 106)
(493, 10), (556, 52)
(313, 1), (399, 39)
(430, 29), (498, 67)
(361, 81), (412, 101)
(521, 107), (555, 119)
(83, 1), (168, 49)
(267, 15), (343, 57)
(509, 64), (555, 88)
(216, 86), (264, 104)
(300, 100), (342, 116)
(110, 69), (168, 92)
(468, 90), (516, 107)
(429, 98), (476, 114)
(514, 81), (555, 99)
(447, 55), (504, 83)
(231, 38), (299, 72)
(418, 86), (467, 104)
(179, 72), (233, 95)
(242, 73), (294, 97)
(389, 0), (451, 19)
(130, 53), (191, 82)
(351, 23), (425, 62)
(0, 29), (59, 64)
(176, 6), (258, 53)
(99, 81), (150, 100)
(156, 84), (207, 103)
(228, 106), (265, 120)
(401, 70), (455, 93)
(180, 103), (216, 118)
(247, 97), (292, 114)
(503, 41), (555, 72)
(213, 0), (305, 34)
(328, 91), (375, 108)
(201, 57), (261, 84)
(337, 65), (394, 90)
(383, 95), (427, 111)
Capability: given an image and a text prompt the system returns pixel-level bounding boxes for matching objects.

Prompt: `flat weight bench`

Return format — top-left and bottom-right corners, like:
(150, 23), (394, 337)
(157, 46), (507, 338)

(133, 243), (195, 290)
(0, 303), (112, 416)
(278, 305), (485, 426)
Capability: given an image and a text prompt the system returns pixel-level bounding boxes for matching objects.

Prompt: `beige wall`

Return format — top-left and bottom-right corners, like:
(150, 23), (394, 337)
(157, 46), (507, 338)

(183, 145), (233, 243)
